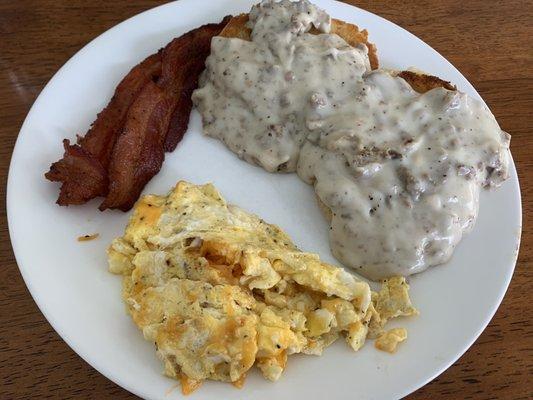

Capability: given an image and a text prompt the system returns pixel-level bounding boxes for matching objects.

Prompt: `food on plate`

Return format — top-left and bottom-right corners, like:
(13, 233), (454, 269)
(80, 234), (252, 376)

(45, 53), (163, 206)
(77, 233), (99, 242)
(192, 0), (511, 280)
(108, 181), (417, 393)
(45, 17), (230, 211)
(374, 328), (407, 353)
(219, 13), (379, 70)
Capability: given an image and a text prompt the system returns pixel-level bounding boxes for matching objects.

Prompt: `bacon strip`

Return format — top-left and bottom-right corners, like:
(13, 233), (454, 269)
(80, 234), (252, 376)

(99, 81), (173, 211)
(78, 52), (163, 165)
(100, 17), (230, 211)
(159, 16), (231, 151)
(45, 52), (162, 205)
(46, 16), (231, 211)
(45, 139), (108, 204)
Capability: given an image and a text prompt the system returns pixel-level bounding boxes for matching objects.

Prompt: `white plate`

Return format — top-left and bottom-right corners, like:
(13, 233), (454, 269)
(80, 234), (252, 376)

(7, 0), (522, 399)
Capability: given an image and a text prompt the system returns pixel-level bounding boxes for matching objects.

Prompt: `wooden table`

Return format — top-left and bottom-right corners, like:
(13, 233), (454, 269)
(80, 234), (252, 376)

(0, 1), (531, 399)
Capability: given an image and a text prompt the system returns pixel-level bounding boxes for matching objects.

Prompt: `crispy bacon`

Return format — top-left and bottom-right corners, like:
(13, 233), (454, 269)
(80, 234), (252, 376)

(99, 81), (173, 211)
(45, 139), (108, 205)
(46, 16), (231, 211)
(78, 52), (163, 165)
(100, 17), (230, 211)
(45, 52), (163, 204)
(160, 16), (231, 151)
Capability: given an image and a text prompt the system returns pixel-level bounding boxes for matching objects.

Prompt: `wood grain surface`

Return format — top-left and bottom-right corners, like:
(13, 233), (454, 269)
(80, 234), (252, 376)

(0, 1), (531, 399)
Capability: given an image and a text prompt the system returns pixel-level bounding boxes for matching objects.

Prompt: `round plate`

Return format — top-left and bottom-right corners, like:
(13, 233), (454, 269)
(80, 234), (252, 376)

(7, 0), (522, 399)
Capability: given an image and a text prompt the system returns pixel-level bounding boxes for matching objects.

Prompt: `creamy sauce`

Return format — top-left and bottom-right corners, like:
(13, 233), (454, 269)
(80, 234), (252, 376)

(192, 0), (511, 280)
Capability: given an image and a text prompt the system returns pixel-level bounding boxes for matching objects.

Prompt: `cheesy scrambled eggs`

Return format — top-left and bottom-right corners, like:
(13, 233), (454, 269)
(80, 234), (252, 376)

(108, 181), (417, 394)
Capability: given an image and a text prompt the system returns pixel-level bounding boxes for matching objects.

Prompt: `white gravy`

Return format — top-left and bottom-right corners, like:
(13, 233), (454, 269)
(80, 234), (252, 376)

(192, 0), (511, 280)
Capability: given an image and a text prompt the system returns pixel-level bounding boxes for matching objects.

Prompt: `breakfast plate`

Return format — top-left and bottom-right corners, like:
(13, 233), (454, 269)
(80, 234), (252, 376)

(7, 0), (522, 399)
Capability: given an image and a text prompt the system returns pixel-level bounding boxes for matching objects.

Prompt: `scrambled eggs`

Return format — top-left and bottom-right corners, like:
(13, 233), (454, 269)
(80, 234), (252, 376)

(108, 181), (417, 394)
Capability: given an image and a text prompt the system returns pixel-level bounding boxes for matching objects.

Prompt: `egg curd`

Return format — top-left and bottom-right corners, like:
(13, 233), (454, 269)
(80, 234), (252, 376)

(108, 181), (417, 394)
